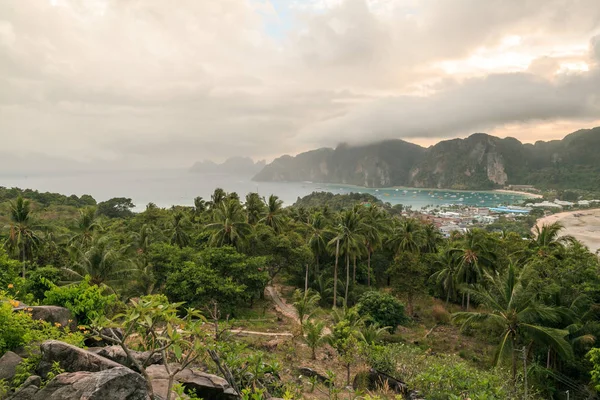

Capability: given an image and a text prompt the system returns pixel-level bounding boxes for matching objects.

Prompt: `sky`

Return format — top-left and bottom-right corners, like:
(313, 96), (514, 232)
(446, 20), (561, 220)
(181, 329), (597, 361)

(1, 0), (600, 171)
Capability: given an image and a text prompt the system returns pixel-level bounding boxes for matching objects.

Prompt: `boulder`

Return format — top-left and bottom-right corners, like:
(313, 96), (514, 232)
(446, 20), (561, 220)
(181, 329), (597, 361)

(146, 364), (238, 400)
(88, 346), (162, 371)
(33, 367), (148, 400)
(7, 376), (42, 400)
(13, 306), (77, 331)
(0, 351), (23, 381)
(297, 367), (332, 387)
(37, 340), (122, 377)
(353, 369), (408, 394)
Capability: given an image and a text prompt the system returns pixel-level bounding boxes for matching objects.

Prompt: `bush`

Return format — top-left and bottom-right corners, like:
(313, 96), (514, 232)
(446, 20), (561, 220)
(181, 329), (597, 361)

(0, 249), (20, 290)
(0, 293), (84, 356)
(43, 277), (117, 324)
(357, 291), (407, 332)
(24, 266), (62, 301)
(431, 304), (450, 325)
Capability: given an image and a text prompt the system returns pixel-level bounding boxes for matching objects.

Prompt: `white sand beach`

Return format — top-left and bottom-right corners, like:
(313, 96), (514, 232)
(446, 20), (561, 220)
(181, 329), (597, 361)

(494, 189), (543, 199)
(534, 209), (600, 253)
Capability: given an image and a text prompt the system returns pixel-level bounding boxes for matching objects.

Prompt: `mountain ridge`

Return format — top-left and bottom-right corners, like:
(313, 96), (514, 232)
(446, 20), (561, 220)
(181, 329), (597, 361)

(252, 127), (600, 190)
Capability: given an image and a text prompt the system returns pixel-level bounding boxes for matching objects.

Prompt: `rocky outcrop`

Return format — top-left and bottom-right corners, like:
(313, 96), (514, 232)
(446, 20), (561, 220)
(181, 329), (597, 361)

(6, 376), (41, 400)
(34, 367), (148, 400)
(146, 364), (238, 400)
(13, 306), (76, 331)
(0, 351), (23, 381)
(38, 340), (122, 377)
(88, 346), (162, 371)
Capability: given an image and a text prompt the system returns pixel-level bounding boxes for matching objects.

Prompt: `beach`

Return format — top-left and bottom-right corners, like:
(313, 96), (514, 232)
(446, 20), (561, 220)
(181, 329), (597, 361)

(535, 209), (600, 253)
(494, 189), (543, 199)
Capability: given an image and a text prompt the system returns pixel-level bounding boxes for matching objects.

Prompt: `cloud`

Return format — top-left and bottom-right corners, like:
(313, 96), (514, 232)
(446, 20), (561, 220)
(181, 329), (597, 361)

(0, 0), (599, 170)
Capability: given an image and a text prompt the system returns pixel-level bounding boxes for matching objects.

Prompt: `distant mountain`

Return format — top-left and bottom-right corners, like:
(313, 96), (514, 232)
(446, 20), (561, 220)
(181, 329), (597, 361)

(253, 127), (600, 190)
(190, 157), (266, 175)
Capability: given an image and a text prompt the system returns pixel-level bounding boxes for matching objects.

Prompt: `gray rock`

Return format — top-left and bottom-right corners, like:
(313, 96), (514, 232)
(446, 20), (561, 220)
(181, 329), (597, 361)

(6, 375), (42, 400)
(298, 366), (332, 387)
(88, 346), (162, 371)
(13, 306), (77, 331)
(37, 340), (122, 377)
(33, 367), (149, 400)
(0, 351), (23, 381)
(7, 385), (39, 400)
(146, 364), (237, 400)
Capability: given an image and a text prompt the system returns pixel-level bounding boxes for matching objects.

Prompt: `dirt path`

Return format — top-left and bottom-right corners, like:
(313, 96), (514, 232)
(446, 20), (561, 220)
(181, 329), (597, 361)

(229, 329), (292, 337)
(265, 286), (298, 322)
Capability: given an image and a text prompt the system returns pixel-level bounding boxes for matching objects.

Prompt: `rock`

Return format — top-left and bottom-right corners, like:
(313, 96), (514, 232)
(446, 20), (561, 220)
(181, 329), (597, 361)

(0, 351), (23, 381)
(297, 367), (332, 387)
(352, 369), (408, 394)
(262, 339), (284, 351)
(7, 386), (39, 400)
(146, 364), (238, 400)
(33, 367), (148, 400)
(88, 346), (162, 371)
(13, 306), (77, 331)
(37, 340), (122, 377)
(6, 375), (42, 400)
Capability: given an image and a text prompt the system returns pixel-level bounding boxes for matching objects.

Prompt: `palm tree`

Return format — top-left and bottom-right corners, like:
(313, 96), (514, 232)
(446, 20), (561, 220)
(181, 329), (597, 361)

(292, 289), (321, 335)
(244, 192), (265, 225)
(431, 248), (461, 305)
(5, 197), (41, 278)
(205, 199), (252, 250)
(260, 194), (286, 233)
(453, 264), (573, 382)
(63, 236), (136, 290)
(421, 222), (443, 254)
(168, 212), (191, 248)
(530, 222), (574, 258)
(386, 218), (424, 256)
(451, 229), (496, 310)
(304, 320), (327, 360)
(357, 324), (389, 346)
(209, 188), (227, 210)
(70, 206), (101, 248)
(306, 212), (333, 276)
(328, 209), (365, 307)
(359, 205), (389, 287)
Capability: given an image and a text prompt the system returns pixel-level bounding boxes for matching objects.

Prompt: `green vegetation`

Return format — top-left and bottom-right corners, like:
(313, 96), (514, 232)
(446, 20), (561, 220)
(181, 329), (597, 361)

(1, 186), (599, 399)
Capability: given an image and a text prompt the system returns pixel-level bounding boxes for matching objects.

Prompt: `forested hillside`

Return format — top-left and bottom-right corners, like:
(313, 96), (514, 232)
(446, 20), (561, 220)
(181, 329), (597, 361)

(1, 187), (600, 399)
(254, 126), (600, 190)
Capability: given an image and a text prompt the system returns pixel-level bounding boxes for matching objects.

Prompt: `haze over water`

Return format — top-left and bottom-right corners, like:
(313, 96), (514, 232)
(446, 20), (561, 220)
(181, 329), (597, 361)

(0, 170), (528, 211)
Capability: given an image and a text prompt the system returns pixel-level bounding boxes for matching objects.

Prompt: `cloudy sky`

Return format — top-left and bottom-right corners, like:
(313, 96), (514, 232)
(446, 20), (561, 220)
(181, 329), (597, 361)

(1, 0), (600, 171)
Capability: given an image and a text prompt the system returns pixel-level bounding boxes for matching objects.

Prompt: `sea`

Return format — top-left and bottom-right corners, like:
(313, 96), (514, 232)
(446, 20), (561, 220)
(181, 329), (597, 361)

(0, 170), (529, 211)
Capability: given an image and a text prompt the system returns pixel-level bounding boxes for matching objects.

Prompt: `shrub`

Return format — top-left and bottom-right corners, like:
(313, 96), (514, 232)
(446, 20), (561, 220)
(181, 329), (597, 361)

(24, 266), (62, 301)
(43, 277), (117, 324)
(431, 304), (450, 325)
(0, 248), (20, 290)
(357, 291), (407, 332)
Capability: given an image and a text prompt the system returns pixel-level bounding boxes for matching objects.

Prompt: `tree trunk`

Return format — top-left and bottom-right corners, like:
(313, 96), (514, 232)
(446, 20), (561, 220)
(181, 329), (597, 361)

(353, 255), (357, 282)
(512, 333), (517, 385)
(466, 292), (470, 311)
(316, 254), (320, 275)
(333, 239), (339, 308)
(346, 363), (351, 386)
(21, 246), (26, 279)
(367, 251), (371, 287)
(305, 264), (309, 293)
(312, 347), (316, 360)
(462, 292), (465, 309)
(344, 253), (350, 308)
(445, 290), (450, 306)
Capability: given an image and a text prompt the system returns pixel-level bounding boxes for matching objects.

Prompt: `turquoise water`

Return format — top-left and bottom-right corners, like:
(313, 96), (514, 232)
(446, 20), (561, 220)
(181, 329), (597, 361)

(0, 170), (529, 210)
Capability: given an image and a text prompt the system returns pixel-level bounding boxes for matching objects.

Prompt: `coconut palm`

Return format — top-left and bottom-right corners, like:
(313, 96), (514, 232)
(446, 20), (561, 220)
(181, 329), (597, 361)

(5, 197), (41, 277)
(168, 212), (191, 248)
(328, 209), (365, 307)
(260, 194), (286, 233)
(451, 229), (496, 310)
(304, 320), (327, 360)
(306, 212), (333, 275)
(431, 248), (461, 305)
(244, 192), (265, 225)
(62, 236), (136, 290)
(359, 205), (390, 287)
(530, 222), (575, 258)
(386, 218), (424, 256)
(209, 188), (227, 210)
(205, 199), (252, 250)
(292, 289), (321, 335)
(453, 263), (573, 381)
(422, 222), (443, 254)
(357, 323), (390, 346)
(69, 206), (101, 248)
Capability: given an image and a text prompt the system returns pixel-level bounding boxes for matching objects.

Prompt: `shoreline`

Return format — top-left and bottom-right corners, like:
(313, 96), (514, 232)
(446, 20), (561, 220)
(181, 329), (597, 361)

(534, 208), (600, 253)
(493, 189), (542, 199)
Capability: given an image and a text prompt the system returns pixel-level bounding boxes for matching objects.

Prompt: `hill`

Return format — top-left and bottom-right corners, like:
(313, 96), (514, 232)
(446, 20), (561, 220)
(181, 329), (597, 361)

(190, 156), (266, 175)
(253, 127), (600, 190)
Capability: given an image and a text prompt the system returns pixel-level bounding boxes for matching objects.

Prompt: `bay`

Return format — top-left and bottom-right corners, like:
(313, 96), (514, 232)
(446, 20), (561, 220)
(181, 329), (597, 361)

(0, 170), (529, 211)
